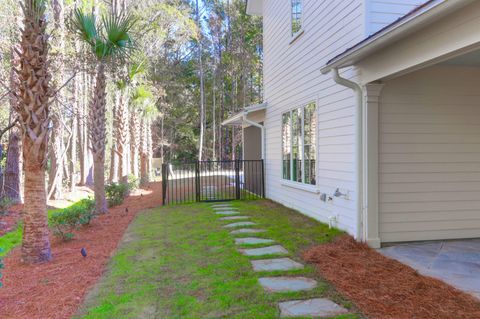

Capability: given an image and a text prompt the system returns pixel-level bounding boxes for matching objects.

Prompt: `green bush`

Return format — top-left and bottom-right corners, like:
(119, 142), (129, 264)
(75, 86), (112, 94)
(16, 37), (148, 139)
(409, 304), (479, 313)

(127, 174), (139, 190)
(105, 182), (131, 207)
(0, 197), (13, 216)
(49, 198), (96, 241)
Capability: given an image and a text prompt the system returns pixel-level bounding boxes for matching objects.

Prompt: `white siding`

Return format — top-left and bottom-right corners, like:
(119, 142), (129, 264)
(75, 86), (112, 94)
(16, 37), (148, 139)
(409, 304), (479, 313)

(365, 0), (426, 35)
(262, 0), (364, 236)
(379, 65), (480, 242)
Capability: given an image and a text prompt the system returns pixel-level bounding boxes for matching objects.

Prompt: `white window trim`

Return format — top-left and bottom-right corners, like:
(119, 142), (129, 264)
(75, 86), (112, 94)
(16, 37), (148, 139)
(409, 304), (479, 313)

(281, 180), (320, 194)
(281, 100), (317, 190)
(290, 0), (304, 43)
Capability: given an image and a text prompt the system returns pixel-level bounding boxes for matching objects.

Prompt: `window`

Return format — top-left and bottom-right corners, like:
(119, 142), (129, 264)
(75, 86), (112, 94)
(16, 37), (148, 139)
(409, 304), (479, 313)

(282, 102), (317, 185)
(291, 0), (302, 36)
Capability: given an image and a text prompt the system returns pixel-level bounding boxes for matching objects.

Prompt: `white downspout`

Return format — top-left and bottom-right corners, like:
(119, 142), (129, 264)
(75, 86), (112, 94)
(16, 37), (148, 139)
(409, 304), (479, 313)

(331, 68), (364, 241)
(243, 114), (265, 160)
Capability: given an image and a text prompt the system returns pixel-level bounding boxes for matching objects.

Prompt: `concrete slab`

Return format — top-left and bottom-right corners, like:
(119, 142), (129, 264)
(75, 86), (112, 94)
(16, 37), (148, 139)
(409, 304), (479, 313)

(279, 298), (348, 318)
(230, 228), (266, 235)
(211, 204), (233, 208)
(235, 237), (274, 245)
(219, 216), (250, 221)
(251, 258), (304, 272)
(215, 211), (240, 216)
(379, 238), (480, 300)
(239, 245), (288, 256)
(259, 277), (317, 293)
(223, 221), (256, 228)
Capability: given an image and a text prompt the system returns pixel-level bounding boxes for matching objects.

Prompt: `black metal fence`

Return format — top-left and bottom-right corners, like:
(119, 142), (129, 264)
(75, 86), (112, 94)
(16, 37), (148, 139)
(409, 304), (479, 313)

(161, 160), (265, 205)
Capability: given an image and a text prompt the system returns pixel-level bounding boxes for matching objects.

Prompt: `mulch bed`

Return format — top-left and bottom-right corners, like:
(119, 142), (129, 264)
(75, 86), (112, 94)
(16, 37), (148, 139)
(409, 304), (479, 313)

(0, 182), (163, 319)
(303, 235), (480, 319)
(0, 204), (23, 237)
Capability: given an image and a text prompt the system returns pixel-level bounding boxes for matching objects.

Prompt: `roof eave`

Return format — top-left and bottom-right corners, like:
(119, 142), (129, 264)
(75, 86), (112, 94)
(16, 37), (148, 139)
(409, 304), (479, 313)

(320, 0), (473, 75)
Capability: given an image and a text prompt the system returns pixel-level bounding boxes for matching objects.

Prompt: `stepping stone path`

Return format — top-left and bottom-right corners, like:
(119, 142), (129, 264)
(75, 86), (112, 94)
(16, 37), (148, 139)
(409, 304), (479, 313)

(279, 298), (348, 318)
(239, 245), (288, 256)
(215, 211), (240, 216)
(210, 204), (349, 318)
(230, 228), (266, 234)
(219, 216), (250, 221)
(223, 221), (256, 228)
(235, 237), (274, 245)
(258, 277), (317, 293)
(251, 258), (304, 272)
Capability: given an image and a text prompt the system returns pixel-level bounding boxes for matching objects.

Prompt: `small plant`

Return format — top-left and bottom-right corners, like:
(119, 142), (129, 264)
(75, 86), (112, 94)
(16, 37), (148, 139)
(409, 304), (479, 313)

(49, 198), (96, 241)
(0, 197), (13, 216)
(105, 183), (130, 207)
(127, 174), (139, 191)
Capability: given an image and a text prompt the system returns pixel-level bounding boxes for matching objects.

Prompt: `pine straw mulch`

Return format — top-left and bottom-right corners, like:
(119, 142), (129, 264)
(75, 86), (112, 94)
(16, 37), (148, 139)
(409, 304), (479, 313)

(0, 182), (162, 319)
(0, 204), (23, 236)
(303, 235), (480, 319)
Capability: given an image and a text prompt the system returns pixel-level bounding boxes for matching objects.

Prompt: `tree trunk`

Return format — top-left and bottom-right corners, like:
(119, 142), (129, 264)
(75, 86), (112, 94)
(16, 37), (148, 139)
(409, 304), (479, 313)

(90, 63), (108, 214)
(196, 0), (205, 161)
(3, 131), (22, 203)
(130, 110), (140, 178)
(140, 118), (149, 184)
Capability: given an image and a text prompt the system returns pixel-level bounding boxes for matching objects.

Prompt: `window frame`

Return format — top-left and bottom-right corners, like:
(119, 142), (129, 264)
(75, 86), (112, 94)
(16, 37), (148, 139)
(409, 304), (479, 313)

(281, 100), (317, 188)
(290, 0), (304, 40)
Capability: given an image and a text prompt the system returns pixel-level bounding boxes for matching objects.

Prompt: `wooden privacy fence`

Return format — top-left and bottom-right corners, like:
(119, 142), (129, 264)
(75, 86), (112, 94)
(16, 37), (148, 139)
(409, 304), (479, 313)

(161, 160), (265, 205)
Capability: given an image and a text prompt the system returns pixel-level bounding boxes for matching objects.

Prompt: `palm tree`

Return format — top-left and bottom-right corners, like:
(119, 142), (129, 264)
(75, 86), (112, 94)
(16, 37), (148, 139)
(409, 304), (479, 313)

(16, 0), (52, 264)
(72, 9), (136, 214)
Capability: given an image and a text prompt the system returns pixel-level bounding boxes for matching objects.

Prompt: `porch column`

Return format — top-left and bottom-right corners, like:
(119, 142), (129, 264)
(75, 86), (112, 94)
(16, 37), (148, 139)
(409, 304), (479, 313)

(363, 83), (384, 248)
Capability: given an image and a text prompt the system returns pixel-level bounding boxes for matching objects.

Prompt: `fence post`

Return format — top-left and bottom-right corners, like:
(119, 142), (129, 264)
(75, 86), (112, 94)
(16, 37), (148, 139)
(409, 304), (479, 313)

(195, 161), (200, 202)
(261, 160), (266, 198)
(161, 164), (168, 206)
(235, 160), (241, 200)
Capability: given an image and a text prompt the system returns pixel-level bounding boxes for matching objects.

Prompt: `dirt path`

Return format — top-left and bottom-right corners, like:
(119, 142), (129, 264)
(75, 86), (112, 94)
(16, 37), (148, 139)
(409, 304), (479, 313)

(0, 182), (163, 319)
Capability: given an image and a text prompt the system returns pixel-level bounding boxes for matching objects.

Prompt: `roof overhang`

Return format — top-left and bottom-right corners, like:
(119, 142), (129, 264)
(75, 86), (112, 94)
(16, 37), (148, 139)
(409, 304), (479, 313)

(246, 0), (263, 16)
(222, 103), (267, 126)
(320, 0), (474, 74)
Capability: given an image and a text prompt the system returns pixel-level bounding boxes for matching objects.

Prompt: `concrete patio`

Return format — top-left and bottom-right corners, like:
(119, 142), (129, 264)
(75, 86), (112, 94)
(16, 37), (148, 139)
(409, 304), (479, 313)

(379, 239), (480, 300)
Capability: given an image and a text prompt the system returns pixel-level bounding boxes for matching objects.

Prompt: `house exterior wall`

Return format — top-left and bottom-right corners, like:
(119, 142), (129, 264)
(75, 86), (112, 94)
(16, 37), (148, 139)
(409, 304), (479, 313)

(379, 65), (480, 242)
(244, 126), (262, 161)
(364, 0), (426, 35)
(262, 0), (365, 235)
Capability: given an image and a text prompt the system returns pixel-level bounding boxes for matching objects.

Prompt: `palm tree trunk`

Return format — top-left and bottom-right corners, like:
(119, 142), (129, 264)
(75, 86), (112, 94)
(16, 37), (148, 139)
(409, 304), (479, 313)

(4, 131), (22, 203)
(130, 110), (140, 178)
(90, 63), (108, 214)
(21, 153), (51, 264)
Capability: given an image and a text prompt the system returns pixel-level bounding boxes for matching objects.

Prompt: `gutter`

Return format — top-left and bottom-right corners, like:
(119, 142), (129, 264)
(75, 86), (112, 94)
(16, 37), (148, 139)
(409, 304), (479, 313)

(321, 0), (472, 74)
(331, 68), (364, 241)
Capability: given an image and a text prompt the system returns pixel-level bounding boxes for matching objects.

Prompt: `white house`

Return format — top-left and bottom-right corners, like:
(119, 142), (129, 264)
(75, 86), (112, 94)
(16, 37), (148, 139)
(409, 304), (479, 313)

(224, 0), (480, 248)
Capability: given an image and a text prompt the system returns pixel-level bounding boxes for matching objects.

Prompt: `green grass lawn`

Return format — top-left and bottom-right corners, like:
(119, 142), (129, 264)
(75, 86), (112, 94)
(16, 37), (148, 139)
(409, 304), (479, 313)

(77, 200), (364, 319)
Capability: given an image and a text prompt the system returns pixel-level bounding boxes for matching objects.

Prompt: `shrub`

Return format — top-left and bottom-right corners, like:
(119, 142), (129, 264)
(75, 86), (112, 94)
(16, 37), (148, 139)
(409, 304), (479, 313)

(0, 197), (13, 216)
(105, 182), (130, 207)
(127, 174), (139, 191)
(49, 198), (96, 241)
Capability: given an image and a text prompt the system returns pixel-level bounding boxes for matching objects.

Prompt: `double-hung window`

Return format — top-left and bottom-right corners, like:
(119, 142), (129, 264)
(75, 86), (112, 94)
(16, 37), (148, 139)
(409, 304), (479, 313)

(282, 102), (317, 185)
(291, 0), (302, 37)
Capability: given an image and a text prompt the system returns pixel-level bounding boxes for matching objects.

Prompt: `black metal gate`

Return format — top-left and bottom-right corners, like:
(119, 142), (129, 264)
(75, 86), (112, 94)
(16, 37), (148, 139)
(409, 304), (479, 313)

(161, 160), (265, 205)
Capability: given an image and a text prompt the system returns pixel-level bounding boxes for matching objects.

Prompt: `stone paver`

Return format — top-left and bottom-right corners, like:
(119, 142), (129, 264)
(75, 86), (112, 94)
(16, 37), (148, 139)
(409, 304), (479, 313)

(213, 207), (238, 211)
(239, 245), (288, 256)
(211, 204), (233, 208)
(235, 237), (274, 245)
(223, 221), (256, 228)
(251, 258), (304, 272)
(230, 228), (266, 235)
(215, 211), (240, 216)
(258, 277), (317, 293)
(219, 216), (250, 221)
(279, 298), (348, 318)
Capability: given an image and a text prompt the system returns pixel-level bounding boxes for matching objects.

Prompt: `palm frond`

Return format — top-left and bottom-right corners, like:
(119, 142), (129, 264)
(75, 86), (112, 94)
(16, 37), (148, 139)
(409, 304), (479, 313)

(71, 9), (98, 48)
(102, 12), (137, 59)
